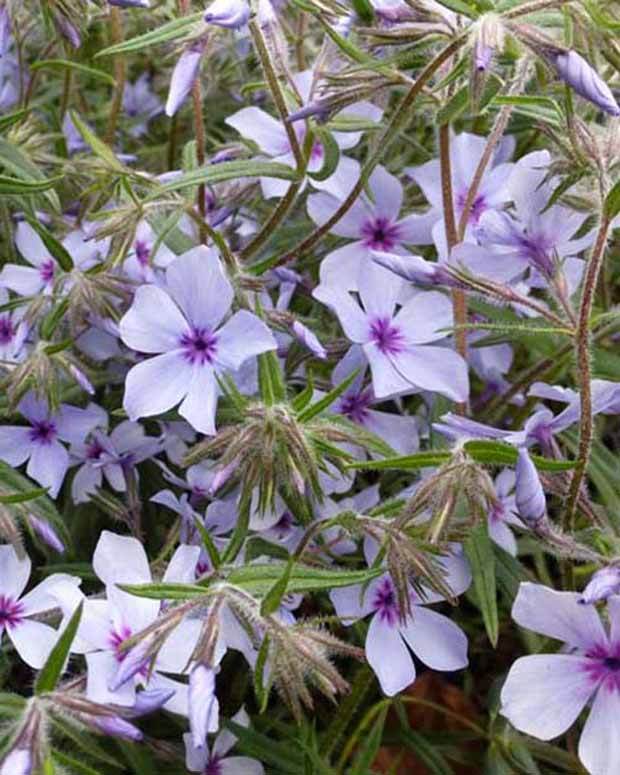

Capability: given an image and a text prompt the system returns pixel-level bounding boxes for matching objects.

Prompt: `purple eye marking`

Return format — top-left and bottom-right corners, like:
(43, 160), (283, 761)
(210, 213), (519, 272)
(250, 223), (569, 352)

(0, 316), (15, 345)
(369, 317), (405, 355)
(180, 328), (218, 365)
(456, 191), (487, 224)
(339, 389), (373, 424)
(361, 217), (401, 250)
(0, 595), (24, 630)
(371, 577), (400, 627)
(39, 259), (56, 285)
(583, 644), (620, 692)
(135, 240), (150, 267)
(28, 420), (57, 445)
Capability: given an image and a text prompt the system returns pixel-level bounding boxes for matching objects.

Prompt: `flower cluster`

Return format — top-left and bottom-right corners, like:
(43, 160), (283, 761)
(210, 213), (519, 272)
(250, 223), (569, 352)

(0, 1), (620, 773)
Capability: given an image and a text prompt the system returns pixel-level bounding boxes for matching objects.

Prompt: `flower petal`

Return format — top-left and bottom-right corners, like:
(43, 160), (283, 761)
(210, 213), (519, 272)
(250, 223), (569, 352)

(366, 612), (415, 696)
(391, 345), (469, 402)
(578, 683), (620, 775)
(178, 364), (219, 435)
(123, 352), (192, 422)
(0, 544), (30, 599)
(399, 607), (468, 672)
(120, 285), (188, 354)
(214, 310), (277, 371)
(7, 620), (59, 669)
(500, 654), (596, 740)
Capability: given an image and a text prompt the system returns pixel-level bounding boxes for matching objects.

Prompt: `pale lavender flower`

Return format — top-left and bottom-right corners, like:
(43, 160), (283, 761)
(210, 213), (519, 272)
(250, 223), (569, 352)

(184, 707), (264, 774)
(476, 150), (594, 286)
(123, 74), (163, 137)
(308, 165), (434, 293)
(119, 247), (277, 434)
(122, 220), (175, 284)
(580, 567), (620, 605)
(501, 583), (620, 775)
(487, 469), (523, 556)
(0, 394), (105, 498)
(165, 41), (207, 118)
(188, 664), (220, 747)
(226, 70), (382, 201)
(63, 112), (89, 155)
(331, 545), (470, 696)
(406, 131), (514, 256)
(554, 50), (620, 116)
(330, 347), (419, 456)
(0, 288), (28, 363)
(314, 262), (468, 401)
(291, 320), (326, 359)
(0, 544), (81, 668)
(70, 419), (163, 504)
(69, 532), (203, 714)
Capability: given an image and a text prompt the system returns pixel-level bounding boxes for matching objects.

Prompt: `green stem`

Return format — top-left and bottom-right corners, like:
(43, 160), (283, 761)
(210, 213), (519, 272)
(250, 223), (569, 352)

(105, 8), (126, 146)
(564, 215), (612, 525)
(261, 35), (466, 271)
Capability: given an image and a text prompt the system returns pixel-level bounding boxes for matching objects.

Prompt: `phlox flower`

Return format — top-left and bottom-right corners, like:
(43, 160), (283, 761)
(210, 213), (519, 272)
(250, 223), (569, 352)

(0, 287), (28, 363)
(331, 544), (470, 696)
(486, 469), (523, 556)
(184, 707), (264, 775)
(308, 165), (434, 293)
(501, 583), (620, 775)
(0, 394), (105, 497)
(226, 70), (382, 201)
(0, 544), (81, 668)
(70, 531), (203, 714)
(122, 74), (163, 137)
(122, 220), (176, 284)
(119, 246), (277, 435)
(314, 262), (469, 402)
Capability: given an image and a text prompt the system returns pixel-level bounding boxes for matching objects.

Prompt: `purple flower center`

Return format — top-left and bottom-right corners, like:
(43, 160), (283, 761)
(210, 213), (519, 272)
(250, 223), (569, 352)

(0, 315), (15, 345)
(29, 420), (57, 445)
(109, 625), (133, 661)
(371, 577), (400, 627)
(135, 240), (150, 267)
(369, 316), (405, 355)
(583, 644), (620, 691)
(180, 327), (218, 366)
(204, 757), (223, 775)
(39, 259), (56, 285)
(86, 440), (105, 460)
(361, 217), (401, 250)
(0, 595), (24, 630)
(339, 389), (373, 424)
(517, 233), (555, 277)
(310, 142), (323, 162)
(456, 191), (487, 224)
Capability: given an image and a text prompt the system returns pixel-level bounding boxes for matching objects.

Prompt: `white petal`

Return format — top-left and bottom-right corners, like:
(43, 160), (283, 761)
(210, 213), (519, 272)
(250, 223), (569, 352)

(26, 439), (69, 498)
(0, 264), (44, 296)
(578, 684), (620, 775)
(86, 650), (136, 707)
(512, 582), (607, 649)
(399, 607), (468, 672)
(8, 620), (59, 668)
(0, 426), (33, 466)
(178, 365), (218, 435)
(119, 284), (188, 354)
(165, 247), (233, 330)
(0, 544), (30, 599)
(93, 530), (151, 586)
(225, 106), (289, 156)
(395, 291), (454, 344)
(500, 654), (595, 740)
(220, 758), (265, 775)
(123, 352), (192, 422)
(214, 310), (277, 371)
(366, 612), (416, 696)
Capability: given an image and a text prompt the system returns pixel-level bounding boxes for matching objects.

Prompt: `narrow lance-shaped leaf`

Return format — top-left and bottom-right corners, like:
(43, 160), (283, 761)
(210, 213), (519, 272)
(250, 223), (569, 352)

(464, 523), (499, 648)
(35, 601), (84, 694)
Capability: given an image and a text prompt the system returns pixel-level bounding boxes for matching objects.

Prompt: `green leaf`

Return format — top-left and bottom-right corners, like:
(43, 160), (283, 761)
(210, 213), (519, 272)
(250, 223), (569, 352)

(349, 706), (388, 775)
(400, 729), (454, 775)
(492, 95), (563, 126)
(24, 215), (73, 271)
(0, 486), (50, 504)
(192, 514), (222, 570)
(351, 0), (374, 23)
(464, 523), (498, 647)
(464, 440), (576, 471)
(69, 110), (123, 169)
(258, 350), (287, 405)
(96, 12), (204, 57)
(0, 108), (30, 133)
(35, 601), (83, 694)
(297, 369), (360, 423)
(604, 177), (620, 220)
(225, 720), (305, 773)
(260, 557), (294, 615)
(118, 582), (208, 600)
(30, 59), (116, 86)
(437, 85), (470, 125)
(51, 751), (106, 775)
(0, 175), (62, 195)
(145, 160), (300, 200)
(434, 0), (480, 17)
(307, 127), (340, 182)
(227, 562), (384, 596)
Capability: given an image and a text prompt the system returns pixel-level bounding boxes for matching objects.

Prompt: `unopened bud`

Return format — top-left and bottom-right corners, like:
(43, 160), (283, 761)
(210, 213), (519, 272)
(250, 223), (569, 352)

(204, 0), (250, 29)
(165, 41), (207, 118)
(92, 715), (143, 741)
(0, 748), (32, 775)
(28, 515), (65, 553)
(188, 664), (219, 747)
(291, 321), (327, 359)
(515, 448), (546, 526)
(579, 566), (620, 604)
(554, 50), (620, 116)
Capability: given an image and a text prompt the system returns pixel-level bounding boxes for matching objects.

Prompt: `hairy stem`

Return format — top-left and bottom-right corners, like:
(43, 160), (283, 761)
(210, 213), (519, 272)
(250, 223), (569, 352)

(564, 215), (612, 525)
(263, 35), (466, 271)
(105, 8), (125, 146)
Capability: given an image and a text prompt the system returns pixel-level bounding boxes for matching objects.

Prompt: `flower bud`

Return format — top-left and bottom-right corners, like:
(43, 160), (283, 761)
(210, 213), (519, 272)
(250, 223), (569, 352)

(109, 0), (150, 7)
(126, 689), (176, 717)
(28, 515), (65, 553)
(204, 0), (250, 29)
(188, 664), (219, 747)
(92, 715), (144, 741)
(165, 41), (207, 118)
(579, 566), (620, 605)
(291, 321), (327, 359)
(109, 637), (153, 691)
(515, 448), (546, 526)
(554, 50), (620, 116)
